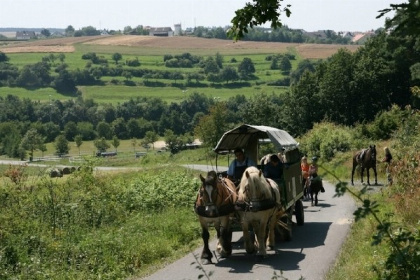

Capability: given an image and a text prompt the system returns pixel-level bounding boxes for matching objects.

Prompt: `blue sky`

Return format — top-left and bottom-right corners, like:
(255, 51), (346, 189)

(1, 0), (397, 32)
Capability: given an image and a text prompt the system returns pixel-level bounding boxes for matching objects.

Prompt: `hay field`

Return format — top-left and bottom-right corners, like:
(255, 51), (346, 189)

(0, 35), (360, 59)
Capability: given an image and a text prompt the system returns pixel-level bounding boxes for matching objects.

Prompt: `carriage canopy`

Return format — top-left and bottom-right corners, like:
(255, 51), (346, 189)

(214, 124), (298, 152)
(213, 124), (299, 164)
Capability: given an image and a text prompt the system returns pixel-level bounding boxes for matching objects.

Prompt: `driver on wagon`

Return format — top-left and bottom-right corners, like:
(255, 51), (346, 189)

(227, 148), (256, 184)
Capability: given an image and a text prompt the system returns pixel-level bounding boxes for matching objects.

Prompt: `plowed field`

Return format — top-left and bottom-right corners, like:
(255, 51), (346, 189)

(0, 35), (360, 59)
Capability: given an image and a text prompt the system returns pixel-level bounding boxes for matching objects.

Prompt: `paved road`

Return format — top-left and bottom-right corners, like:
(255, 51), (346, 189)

(141, 165), (356, 280)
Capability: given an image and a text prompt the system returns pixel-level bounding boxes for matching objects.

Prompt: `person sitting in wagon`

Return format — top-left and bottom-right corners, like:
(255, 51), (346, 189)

(263, 154), (284, 181)
(227, 148), (256, 184)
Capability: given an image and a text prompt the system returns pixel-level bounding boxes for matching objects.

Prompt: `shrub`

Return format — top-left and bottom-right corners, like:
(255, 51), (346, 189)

(299, 122), (352, 160)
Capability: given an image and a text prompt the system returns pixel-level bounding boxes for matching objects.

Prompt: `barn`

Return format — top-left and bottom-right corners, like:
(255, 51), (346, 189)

(148, 27), (174, 37)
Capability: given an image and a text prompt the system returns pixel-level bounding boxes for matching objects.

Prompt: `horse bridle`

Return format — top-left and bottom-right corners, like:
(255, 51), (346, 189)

(199, 178), (235, 207)
(237, 179), (276, 212)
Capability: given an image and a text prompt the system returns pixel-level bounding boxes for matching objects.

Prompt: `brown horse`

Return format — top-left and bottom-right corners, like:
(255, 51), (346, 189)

(351, 145), (378, 185)
(194, 171), (237, 264)
(307, 177), (323, 206)
(236, 166), (282, 258)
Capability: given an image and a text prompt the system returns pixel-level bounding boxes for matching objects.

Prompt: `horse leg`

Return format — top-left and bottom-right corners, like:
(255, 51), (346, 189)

(373, 166), (378, 185)
(200, 225), (213, 264)
(266, 210), (278, 250)
(351, 163), (356, 185)
(360, 167), (364, 184)
(366, 168), (370, 185)
(315, 191), (318, 206)
(218, 217), (232, 258)
(254, 218), (269, 258)
(241, 219), (255, 254)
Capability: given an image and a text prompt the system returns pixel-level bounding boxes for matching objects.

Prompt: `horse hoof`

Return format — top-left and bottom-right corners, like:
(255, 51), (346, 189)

(220, 251), (231, 258)
(201, 259), (213, 265)
(255, 254), (266, 262)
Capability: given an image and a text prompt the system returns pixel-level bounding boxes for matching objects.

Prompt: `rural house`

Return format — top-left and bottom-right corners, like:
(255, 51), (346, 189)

(16, 31), (36, 40)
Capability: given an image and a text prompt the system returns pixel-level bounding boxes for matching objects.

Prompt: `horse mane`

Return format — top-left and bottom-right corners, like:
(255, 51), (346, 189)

(238, 166), (273, 201)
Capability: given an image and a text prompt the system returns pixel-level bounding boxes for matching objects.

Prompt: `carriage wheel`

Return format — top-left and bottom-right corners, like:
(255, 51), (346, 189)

(294, 199), (304, 226)
(276, 209), (292, 241)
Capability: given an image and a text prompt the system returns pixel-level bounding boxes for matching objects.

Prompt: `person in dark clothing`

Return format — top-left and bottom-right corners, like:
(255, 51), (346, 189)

(382, 147), (393, 185)
(263, 154), (283, 180)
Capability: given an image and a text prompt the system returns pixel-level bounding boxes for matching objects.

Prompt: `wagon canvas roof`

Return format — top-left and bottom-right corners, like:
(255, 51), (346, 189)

(213, 124), (298, 153)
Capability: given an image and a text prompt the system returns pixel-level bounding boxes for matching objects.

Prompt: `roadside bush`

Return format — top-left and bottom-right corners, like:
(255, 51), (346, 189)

(299, 122), (352, 160)
(0, 164), (200, 279)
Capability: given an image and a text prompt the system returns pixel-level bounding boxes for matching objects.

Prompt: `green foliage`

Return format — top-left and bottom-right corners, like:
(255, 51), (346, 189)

(54, 134), (69, 156)
(0, 165), (201, 279)
(298, 122), (352, 160)
(228, 0), (291, 40)
(94, 137), (110, 152)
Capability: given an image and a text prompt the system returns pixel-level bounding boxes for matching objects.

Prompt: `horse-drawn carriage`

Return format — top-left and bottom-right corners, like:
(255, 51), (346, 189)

(194, 124), (306, 263)
(213, 124), (305, 230)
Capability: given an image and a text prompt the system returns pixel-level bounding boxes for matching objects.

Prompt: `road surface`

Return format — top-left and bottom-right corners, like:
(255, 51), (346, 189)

(139, 165), (356, 280)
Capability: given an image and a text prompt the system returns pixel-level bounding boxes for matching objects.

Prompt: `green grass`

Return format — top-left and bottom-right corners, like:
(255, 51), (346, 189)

(2, 45), (296, 105)
(0, 87), (69, 103)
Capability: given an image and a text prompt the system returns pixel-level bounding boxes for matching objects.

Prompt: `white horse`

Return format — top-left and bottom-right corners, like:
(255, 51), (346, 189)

(236, 166), (283, 258)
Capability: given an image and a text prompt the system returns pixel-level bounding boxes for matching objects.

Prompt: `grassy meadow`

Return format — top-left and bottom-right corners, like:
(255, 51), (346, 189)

(0, 37), (302, 105)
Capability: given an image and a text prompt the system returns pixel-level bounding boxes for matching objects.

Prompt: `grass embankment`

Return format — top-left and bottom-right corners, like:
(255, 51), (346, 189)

(0, 162), (208, 279)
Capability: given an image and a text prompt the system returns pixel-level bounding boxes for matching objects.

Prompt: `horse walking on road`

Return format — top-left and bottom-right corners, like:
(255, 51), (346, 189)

(194, 171), (237, 264)
(236, 166), (282, 259)
(351, 145), (378, 186)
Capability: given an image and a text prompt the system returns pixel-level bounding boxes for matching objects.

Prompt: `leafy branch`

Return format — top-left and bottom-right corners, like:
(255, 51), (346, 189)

(322, 166), (419, 278)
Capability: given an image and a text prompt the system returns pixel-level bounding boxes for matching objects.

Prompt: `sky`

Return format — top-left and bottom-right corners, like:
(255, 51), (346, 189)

(1, 0), (398, 32)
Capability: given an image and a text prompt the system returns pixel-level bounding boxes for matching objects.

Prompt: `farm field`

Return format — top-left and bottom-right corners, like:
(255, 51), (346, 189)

(0, 35), (360, 104)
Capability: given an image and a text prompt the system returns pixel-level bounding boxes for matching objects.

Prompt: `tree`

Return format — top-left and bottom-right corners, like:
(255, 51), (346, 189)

(20, 128), (44, 161)
(378, 0), (420, 37)
(64, 121), (78, 141)
(54, 134), (69, 156)
(238, 57), (255, 79)
(228, 0), (292, 40)
(41, 29), (51, 37)
(194, 102), (230, 148)
(215, 52), (224, 69)
(74, 134), (83, 155)
(0, 51), (9, 63)
(220, 66), (239, 84)
(170, 71), (184, 84)
(111, 136), (120, 152)
(77, 122), (96, 140)
(279, 56), (292, 73)
(112, 53), (122, 64)
(93, 137), (110, 153)
(131, 137), (137, 152)
(144, 131), (158, 150)
(96, 121), (112, 139)
(203, 57), (220, 75)
(164, 129), (184, 154)
(65, 25), (75, 36)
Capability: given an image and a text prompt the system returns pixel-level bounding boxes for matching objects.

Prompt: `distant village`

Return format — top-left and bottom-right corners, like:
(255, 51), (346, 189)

(0, 24), (376, 44)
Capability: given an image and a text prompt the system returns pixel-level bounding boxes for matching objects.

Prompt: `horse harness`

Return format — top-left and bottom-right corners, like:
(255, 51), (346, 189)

(235, 179), (277, 212)
(194, 177), (236, 218)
